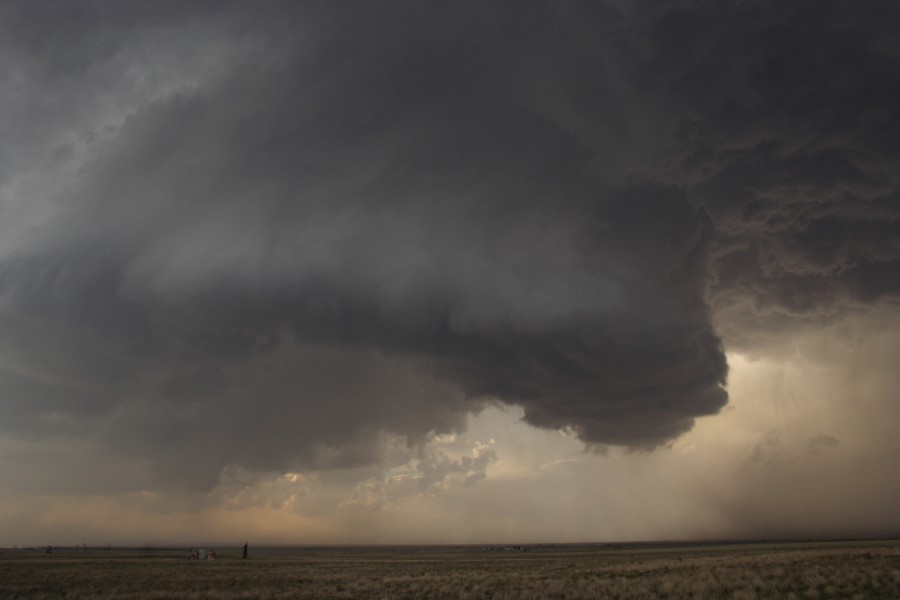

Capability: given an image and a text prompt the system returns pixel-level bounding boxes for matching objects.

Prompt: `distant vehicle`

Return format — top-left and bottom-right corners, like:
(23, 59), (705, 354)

(186, 548), (216, 560)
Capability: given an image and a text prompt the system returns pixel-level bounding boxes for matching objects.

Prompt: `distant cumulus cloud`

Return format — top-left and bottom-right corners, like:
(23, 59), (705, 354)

(807, 433), (840, 456)
(0, 0), (897, 495)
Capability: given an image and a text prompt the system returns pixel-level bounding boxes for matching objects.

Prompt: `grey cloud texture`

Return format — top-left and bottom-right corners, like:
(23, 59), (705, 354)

(648, 1), (900, 347)
(0, 1), (898, 493)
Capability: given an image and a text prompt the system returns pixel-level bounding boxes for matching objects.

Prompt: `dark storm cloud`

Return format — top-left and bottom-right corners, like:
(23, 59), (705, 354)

(0, 1), (897, 491)
(644, 0), (900, 346)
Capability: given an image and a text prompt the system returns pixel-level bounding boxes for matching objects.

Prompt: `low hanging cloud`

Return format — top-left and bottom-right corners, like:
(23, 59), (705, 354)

(0, 1), (898, 493)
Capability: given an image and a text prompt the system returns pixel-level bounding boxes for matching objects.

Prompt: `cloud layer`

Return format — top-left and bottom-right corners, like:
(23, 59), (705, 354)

(0, 1), (897, 496)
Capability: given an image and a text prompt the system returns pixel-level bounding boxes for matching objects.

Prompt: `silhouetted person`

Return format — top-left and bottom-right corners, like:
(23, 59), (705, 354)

(243, 542), (248, 559)
(46, 546), (52, 554)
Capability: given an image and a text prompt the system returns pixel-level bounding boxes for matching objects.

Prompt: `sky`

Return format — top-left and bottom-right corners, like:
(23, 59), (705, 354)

(1, 0), (899, 546)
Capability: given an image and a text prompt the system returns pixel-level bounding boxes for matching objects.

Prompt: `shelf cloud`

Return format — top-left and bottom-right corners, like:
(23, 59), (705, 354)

(0, 0), (897, 503)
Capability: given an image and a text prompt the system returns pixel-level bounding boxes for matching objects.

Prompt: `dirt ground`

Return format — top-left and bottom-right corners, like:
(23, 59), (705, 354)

(2, 539), (899, 599)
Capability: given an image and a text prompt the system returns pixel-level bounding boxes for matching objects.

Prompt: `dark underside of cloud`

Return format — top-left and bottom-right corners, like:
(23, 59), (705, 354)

(0, 0), (897, 490)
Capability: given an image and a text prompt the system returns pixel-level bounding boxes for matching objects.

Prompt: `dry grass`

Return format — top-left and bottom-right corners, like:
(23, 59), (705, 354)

(1, 540), (899, 599)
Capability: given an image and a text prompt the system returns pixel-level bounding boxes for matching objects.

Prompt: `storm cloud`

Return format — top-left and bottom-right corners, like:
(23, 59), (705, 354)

(0, 0), (898, 495)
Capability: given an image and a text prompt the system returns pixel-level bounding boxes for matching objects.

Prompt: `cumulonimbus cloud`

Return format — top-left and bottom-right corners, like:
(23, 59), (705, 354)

(0, 1), (896, 491)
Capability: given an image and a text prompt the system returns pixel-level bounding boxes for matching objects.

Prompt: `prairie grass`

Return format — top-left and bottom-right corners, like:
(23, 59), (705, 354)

(1, 540), (898, 599)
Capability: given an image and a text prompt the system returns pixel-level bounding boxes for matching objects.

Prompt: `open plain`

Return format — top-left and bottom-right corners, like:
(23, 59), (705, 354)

(1, 540), (899, 599)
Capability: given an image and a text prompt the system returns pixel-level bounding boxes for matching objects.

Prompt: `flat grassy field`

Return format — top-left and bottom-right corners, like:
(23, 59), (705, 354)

(1, 540), (899, 599)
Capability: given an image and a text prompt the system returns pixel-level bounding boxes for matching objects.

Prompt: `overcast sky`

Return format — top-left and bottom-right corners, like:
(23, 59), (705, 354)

(1, 0), (899, 546)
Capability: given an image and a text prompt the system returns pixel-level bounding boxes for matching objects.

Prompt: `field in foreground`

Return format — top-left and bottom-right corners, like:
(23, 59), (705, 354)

(1, 540), (899, 599)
